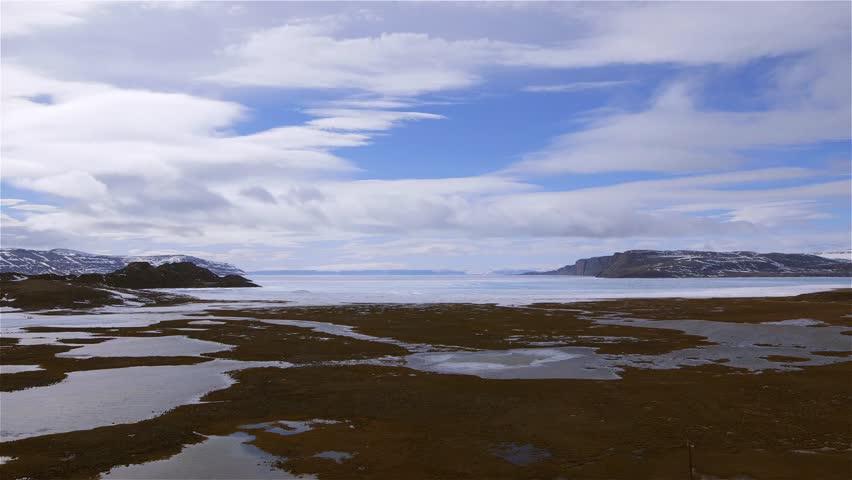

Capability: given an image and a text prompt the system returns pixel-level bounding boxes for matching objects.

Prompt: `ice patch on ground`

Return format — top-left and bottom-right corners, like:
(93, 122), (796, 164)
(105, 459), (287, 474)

(761, 319), (825, 327)
(99, 288), (145, 306)
(242, 419), (342, 437)
(0, 365), (43, 374)
(56, 336), (231, 358)
(407, 318), (852, 380)
(1, 330), (106, 346)
(262, 319), (434, 352)
(407, 347), (618, 380)
(189, 320), (226, 326)
(313, 451), (353, 463)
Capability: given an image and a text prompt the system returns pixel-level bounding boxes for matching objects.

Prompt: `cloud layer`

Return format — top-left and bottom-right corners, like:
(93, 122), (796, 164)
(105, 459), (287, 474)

(1, 2), (849, 270)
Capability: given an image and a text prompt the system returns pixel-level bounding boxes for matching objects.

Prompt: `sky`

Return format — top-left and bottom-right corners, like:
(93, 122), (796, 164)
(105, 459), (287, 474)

(1, 1), (850, 273)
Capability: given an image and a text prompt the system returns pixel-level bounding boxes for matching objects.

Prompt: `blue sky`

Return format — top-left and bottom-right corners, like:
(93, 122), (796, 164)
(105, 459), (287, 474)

(1, 2), (850, 272)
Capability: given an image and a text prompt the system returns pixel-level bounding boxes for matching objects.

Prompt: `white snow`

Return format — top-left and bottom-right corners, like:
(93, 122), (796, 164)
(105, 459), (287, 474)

(761, 319), (826, 327)
(813, 249), (852, 262)
(0, 365), (43, 374)
(188, 320), (226, 326)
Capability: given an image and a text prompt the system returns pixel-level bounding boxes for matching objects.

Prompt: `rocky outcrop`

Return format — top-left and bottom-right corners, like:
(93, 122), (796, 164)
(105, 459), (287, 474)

(1, 262), (257, 310)
(528, 250), (852, 278)
(79, 262), (259, 288)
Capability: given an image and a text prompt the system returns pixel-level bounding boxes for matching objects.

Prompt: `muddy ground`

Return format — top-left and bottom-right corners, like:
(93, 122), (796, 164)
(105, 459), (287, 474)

(1, 290), (850, 479)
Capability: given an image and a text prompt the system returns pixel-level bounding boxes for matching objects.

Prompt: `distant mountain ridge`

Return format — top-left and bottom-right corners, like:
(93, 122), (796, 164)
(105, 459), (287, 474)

(251, 269), (467, 275)
(527, 250), (852, 278)
(0, 248), (244, 276)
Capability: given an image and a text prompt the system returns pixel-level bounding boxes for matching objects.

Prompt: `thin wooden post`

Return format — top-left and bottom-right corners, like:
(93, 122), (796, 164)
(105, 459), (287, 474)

(687, 439), (694, 480)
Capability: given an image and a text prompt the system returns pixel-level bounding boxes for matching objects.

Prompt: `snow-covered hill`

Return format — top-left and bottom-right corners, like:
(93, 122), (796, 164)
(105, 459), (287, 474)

(528, 250), (852, 278)
(812, 249), (852, 262)
(0, 248), (244, 276)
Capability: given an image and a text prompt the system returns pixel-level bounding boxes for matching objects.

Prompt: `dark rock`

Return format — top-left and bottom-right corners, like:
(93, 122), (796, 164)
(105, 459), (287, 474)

(104, 262), (258, 288)
(0, 262), (257, 311)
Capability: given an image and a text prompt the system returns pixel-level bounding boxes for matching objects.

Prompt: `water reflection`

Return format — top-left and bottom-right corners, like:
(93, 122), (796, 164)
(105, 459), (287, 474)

(101, 432), (312, 479)
(491, 442), (551, 466)
(1, 359), (292, 441)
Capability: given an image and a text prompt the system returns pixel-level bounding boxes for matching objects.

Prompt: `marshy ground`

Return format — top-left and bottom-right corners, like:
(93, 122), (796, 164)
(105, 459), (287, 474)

(1, 290), (850, 479)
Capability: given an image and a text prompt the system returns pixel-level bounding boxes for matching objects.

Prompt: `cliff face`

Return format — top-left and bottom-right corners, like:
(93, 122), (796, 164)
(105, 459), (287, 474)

(574, 255), (619, 276)
(529, 250), (852, 278)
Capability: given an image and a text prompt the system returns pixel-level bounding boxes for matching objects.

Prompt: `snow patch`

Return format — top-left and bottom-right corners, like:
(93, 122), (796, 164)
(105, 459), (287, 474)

(761, 319), (825, 327)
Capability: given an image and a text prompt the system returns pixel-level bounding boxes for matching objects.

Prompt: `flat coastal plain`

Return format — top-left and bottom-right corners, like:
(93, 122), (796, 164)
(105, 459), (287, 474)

(1, 290), (851, 479)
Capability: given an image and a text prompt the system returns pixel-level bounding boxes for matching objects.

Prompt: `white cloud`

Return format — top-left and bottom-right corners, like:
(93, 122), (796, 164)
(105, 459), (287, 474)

(510, 78), (850, 174)
(523, 81), (634, 93)
(305, 108), (444, 131)
(1, 66), (449, 202)
(205, 3), (849, 96)
(723, 201), (832, 227)
(8, 203), (59, 212)
(1, 3), (849, 268)
(512, 2), (848, 67)
(3, 3), (848, 98)
(15, 171), (109, 200)
(1, 1), (100, 37)
(206, 19), (493, 95)
(5, 167), (846, 251)
(325, 98), (414, 110)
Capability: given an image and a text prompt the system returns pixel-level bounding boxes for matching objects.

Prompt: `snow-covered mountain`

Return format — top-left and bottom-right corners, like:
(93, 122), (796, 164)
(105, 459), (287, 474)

(0, 248), (244, 276)
(812, 249), (852, 262)
(527, 250), (852, 278)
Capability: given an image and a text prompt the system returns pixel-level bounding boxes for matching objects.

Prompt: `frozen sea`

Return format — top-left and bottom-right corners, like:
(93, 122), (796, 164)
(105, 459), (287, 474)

(163, 274), (851, 305)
